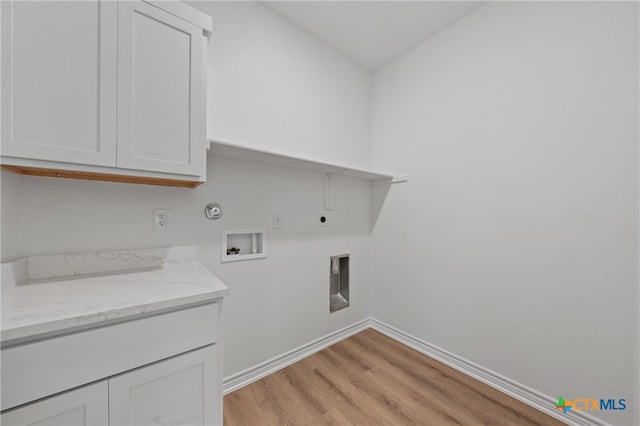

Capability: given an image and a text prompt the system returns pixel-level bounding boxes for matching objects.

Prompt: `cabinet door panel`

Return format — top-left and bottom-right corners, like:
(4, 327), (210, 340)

(117, 1), (206, 177)
(0, 381), (108, 426)
(109, 345), (218, 426)
(0, 1), (117, 166)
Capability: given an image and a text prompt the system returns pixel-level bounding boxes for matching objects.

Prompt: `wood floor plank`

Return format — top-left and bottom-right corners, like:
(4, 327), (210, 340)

(223, 329), (566, 426)
(318, 408), (355, 426)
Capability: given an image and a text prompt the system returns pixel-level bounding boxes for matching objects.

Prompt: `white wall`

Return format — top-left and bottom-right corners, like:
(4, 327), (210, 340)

(15, 156), (372, 376)
(371, 2), (639, 425)
(0, 170), (21, 262)
(191, 1), (373, 170)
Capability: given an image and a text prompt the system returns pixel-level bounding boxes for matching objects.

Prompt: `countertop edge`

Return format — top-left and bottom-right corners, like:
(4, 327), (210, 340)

(1, 288), (229, 348)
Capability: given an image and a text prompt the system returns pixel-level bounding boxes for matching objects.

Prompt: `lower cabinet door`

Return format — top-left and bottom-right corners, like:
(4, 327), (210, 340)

(1, 381), (108, 426)
(108, 345), (218, 426)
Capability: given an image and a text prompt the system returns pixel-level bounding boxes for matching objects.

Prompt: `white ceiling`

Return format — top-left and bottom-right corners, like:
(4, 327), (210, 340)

(261, 1), (486, 70)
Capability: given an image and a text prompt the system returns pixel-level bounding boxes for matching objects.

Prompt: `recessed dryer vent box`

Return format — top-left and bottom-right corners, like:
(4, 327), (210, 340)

(330, 254), (349, 312)
(221, 229), (266, 262)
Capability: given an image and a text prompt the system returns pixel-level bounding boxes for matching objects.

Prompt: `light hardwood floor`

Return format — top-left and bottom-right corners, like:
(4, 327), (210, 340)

(224, 329), (566, 426)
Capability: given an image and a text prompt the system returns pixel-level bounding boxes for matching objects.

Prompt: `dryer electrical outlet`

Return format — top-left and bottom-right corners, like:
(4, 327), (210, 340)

(317, 212), (331, 227)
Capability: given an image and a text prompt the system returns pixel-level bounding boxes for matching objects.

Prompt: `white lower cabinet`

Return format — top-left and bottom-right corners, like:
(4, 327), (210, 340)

(1, 382), (108, 426)
(2, 345), (217, 426)
(109, 345), (218, 426)
(1, 303), (223, 426)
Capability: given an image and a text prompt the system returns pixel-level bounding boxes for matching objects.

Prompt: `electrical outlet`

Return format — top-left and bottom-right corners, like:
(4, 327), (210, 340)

(317, 212), (330, 227)
(153, 208), (170, 231)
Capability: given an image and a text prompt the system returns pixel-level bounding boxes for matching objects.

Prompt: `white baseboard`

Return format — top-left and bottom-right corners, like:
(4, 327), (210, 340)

(222, 317), (607, 426)
(369, 319), (606, 426)
(222, 318), (370, 395)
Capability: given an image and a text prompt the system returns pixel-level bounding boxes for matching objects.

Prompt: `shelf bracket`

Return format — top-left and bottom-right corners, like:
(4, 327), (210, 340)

(391, 174), (409, 184)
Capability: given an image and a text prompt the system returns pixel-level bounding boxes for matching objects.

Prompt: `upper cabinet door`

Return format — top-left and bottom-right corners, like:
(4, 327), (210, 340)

(0, 1), (117, 166)
(117, 1), (206, 178)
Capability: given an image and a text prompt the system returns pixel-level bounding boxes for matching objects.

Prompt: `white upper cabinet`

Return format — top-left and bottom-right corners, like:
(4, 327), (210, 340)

(0, 1), (117, 166)
(0, 0), (210, 184)
(117, 1), (206, 177)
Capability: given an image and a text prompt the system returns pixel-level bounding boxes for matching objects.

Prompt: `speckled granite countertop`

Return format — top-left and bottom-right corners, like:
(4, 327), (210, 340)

(1, 246), (229, 345)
